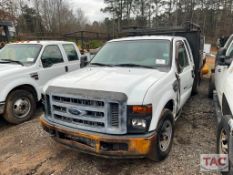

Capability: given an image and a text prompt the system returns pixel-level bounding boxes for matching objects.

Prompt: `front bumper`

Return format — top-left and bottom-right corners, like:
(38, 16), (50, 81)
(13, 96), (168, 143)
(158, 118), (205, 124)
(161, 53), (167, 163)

(40, 117), (157, 159)
(0, 102), (5, 114)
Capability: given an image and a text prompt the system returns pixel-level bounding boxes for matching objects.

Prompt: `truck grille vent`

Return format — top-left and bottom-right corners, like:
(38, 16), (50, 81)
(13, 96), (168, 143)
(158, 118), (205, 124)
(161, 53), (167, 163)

(52, 96), (105, 107)
(110, 103), (119, 127)
(53, 105), (66, 113)
(52, 105), (105, 118)
(46, 95), (51, 115)
(54, 114), (105, 128)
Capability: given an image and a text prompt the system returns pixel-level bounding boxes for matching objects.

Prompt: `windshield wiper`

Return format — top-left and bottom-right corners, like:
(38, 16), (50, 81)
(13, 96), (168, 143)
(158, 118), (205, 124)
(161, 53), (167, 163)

(0, 59), (24, 66)
(89, 63), (113, 67)
(114, 63), (154, 69)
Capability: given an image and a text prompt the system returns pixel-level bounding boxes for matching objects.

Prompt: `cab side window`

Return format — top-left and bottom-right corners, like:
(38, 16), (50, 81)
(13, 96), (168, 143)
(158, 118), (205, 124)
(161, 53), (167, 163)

(183, 40), (193, 63)
(226, 42), (233, 58)
(63, 44), (79, 61)
(176, 42), (189, 73)
(41, 45), (64, 68)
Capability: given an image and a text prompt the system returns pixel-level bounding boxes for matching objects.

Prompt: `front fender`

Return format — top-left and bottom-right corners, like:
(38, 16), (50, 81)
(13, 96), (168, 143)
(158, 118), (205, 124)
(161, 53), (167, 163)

(148, 90), (176, 131)
(0, 78), (40, 102)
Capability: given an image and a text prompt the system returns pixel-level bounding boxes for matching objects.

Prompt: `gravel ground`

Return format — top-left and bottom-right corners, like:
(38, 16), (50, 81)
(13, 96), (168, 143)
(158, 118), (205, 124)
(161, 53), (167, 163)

(0, 79), (219, 175)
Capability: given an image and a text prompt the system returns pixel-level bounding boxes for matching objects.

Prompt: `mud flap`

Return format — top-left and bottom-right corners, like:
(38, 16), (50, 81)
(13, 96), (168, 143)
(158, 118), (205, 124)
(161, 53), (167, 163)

(147, 134), (159, 161)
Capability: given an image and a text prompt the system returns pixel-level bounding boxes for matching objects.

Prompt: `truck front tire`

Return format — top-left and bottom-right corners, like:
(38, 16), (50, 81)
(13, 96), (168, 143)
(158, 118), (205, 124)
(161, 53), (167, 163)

(217, 118), (231, 175)
(3, 90), (36, 124)
(150, 109), (174, 161)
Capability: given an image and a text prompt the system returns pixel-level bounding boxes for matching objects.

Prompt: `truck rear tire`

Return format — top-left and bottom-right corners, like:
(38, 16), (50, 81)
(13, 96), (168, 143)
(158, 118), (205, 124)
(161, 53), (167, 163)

(3, 90), (36, 124)
(151, 109), (174, 161)
(208, 74), (215, 99)
(217, 118), (231, 175)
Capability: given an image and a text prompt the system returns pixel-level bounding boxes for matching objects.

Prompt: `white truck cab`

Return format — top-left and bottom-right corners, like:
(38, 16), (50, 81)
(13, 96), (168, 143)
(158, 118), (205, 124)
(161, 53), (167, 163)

(41, 35), (197, 160)
(211, 36), (233, 174)
(0, 41), (81, 124)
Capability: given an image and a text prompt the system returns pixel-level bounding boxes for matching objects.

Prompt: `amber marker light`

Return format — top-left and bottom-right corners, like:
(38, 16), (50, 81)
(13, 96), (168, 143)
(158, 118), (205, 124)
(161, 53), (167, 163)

(132, 105), (152, 114)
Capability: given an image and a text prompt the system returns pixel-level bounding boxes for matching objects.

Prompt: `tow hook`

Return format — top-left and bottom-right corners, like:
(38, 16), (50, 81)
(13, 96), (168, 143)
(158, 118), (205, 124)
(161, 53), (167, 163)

(228, 119), (233, 136)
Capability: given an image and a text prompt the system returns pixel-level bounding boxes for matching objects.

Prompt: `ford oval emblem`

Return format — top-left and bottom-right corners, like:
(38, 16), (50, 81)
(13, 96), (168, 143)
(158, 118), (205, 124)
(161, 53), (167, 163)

(68, 108), (86, 116)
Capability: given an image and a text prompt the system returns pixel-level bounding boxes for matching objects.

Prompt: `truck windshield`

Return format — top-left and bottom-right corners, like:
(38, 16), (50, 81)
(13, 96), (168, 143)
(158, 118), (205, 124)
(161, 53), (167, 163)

(90, 40), (171, 68)
(0, 44), (42, 65)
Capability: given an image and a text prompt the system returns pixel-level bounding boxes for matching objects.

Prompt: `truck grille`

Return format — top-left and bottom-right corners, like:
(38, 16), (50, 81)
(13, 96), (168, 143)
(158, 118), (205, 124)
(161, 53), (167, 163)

(46, 90), (127, 135)
(110, 103), (119, 127)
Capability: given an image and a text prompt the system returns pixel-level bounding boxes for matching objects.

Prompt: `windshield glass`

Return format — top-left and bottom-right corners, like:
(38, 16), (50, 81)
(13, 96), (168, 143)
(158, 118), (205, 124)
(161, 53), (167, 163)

(90, 40), (171, 68)
(0, 44), (42, 64)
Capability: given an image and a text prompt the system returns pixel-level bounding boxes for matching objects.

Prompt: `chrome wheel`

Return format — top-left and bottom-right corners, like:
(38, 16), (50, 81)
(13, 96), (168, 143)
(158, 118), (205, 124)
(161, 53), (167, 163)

(219, 128), (229, 154)
(13, 97), (31, 119)
(159, 120), (173, 152)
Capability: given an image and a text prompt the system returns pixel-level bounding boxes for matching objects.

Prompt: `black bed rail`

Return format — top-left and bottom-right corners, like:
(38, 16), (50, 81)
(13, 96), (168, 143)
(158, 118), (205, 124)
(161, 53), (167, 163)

(120, 22), (201, 37)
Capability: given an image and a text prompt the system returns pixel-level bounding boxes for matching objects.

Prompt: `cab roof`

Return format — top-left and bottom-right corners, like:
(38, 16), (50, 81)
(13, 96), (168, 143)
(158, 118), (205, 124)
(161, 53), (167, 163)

(109, 35), (185, 42)
(8, 40), (75, 45)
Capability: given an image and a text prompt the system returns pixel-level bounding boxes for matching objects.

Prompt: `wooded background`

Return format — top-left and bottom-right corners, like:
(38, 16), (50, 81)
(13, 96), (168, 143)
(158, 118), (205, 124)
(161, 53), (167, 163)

(0, 0), (233, 45)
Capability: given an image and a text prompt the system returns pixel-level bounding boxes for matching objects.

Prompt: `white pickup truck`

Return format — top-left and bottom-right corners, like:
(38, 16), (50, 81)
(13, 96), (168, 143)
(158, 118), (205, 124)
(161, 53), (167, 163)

(40, 26), (204, 160)
(0, 41), (81, 124)
(210, 35), (233, 174)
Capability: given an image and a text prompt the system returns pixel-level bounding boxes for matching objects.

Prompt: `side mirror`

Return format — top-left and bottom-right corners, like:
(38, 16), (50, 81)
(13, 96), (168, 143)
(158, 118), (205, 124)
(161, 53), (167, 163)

(218, 55), (226, 65)
(218, 55), (233, 66)
(225, 57), (233, 66)
(216, 48), (226, 64)
(80, 55), (89, 68)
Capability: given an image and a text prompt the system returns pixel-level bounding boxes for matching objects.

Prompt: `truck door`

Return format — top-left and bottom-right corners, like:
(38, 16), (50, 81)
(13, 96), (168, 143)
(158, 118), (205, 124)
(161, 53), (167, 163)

(215, 41), (233, 102)
(37, 45), (67, 90)
(175, 41), (194, 108)
(62, 44), (80, 72)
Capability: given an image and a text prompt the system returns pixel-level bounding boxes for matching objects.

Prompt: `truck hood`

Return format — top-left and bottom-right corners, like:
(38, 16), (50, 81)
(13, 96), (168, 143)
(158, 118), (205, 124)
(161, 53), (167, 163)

(0, 64), (25, 76)
(46, 67), (167, 104)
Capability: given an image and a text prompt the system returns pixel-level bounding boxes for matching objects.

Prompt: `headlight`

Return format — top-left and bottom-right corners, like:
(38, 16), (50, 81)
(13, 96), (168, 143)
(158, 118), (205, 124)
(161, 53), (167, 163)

(127, 104), (152, 134)
(132, 119), (147, 129)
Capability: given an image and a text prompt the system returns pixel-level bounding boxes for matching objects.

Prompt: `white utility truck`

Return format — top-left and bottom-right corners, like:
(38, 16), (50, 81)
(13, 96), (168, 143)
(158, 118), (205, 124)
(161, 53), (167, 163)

(209, 35), (233, 174)
(0, 41), (82, 124)
(41, 23), (204, 160)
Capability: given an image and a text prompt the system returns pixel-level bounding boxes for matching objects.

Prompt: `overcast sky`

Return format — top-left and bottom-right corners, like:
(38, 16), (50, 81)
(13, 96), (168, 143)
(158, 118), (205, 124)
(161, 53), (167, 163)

(69, 0), (110, 23)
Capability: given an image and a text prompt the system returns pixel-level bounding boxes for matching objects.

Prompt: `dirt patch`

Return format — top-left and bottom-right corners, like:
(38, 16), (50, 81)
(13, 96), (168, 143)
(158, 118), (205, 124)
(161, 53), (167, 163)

(0, 79), (219, 175)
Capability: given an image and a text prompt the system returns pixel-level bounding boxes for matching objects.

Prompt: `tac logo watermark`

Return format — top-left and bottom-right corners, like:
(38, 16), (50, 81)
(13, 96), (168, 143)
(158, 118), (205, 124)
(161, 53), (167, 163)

(200, 154), (229, 172)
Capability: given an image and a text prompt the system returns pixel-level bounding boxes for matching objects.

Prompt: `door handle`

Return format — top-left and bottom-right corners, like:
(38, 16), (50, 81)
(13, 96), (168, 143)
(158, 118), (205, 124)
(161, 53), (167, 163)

(218, 69), (221, 73)
(191, 70), (195, 78)
(173, 80), (179, 92)
(65, 66), (69, 72)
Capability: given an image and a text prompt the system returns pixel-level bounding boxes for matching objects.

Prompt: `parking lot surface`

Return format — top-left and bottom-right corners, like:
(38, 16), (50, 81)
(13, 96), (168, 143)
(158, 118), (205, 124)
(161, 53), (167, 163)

(0, 79), (219, 175)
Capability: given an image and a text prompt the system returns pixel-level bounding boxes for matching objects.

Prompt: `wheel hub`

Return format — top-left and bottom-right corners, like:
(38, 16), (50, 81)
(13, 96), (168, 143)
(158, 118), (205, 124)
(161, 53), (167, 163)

(219, 128), (228, 154)
(159, 120), (173, 152)
(13, 97), (31, 119)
